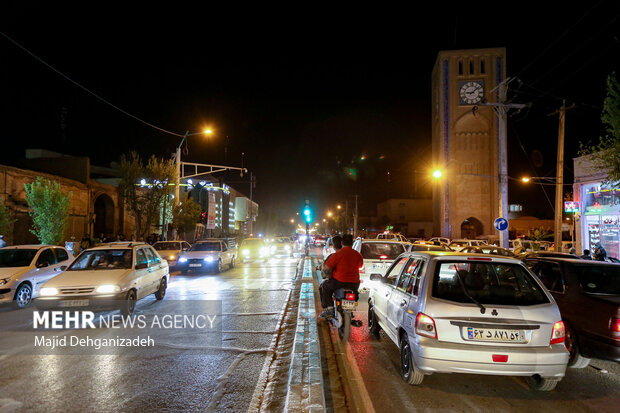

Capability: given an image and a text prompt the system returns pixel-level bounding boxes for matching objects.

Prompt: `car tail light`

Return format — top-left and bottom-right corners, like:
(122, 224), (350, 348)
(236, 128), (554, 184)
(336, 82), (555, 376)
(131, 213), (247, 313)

(379, 254), (388, 260)
(346, 292), (356, 301)
(359, 264), (365, 273)
(611, 317), (620, 333)
(415, 312), (437, 339)
(550, 321), (565, 345)
(492, 355), (508, 363)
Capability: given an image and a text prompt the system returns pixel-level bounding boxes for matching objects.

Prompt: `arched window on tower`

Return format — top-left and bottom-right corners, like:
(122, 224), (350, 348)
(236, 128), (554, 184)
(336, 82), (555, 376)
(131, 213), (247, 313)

(480, 59), (486, 74)
(458, 60), (463, 75)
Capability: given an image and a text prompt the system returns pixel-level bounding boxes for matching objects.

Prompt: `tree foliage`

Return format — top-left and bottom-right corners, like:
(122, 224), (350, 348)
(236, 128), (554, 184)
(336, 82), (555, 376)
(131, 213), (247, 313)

(171, 197), (201, 235)
(119, 152), (177, 240)
(0, 199), (15, 236)
(527, 227), (553, 241)
(579, 73), (620, 183)
(24, 177), (71, 245)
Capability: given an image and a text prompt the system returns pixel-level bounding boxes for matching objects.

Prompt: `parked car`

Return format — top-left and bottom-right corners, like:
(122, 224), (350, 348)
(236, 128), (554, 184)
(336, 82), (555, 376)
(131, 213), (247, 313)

(0, 245), (74, 308)
(460, 246), (516, 257)
(239, 237), (270, 262)
(429, 237), (450, 245)
(367, 251), (568, 391)
(270, 236), (294, 257)
(152, 240), (192, 269)
(315, 236), (327, 247)
(408, 241), (453, 252)
(178, 239), (236, 273)
(35, 242), (169, 316)
(518, 251), (580, 266)
(526, 257), (620, 367)
(448, 239), (488, 251)
(352, 238), (408, 289)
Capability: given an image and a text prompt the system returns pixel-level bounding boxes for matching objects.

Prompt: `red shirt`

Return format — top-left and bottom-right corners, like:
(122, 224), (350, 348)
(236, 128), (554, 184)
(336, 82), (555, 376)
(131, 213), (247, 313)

(325, 246), (363, 283)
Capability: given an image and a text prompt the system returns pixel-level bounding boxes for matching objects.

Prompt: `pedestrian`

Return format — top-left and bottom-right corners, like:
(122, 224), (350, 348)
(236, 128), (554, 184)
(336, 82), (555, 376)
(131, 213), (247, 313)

(594, 243), (607, 261)
(0, 235), (6, 248)
(569, 247), (577, 255)
(581, 249), (592, 260)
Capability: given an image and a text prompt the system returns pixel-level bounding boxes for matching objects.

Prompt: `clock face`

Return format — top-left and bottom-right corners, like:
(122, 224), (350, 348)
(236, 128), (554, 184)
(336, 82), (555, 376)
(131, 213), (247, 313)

(459, 81), (484, 105)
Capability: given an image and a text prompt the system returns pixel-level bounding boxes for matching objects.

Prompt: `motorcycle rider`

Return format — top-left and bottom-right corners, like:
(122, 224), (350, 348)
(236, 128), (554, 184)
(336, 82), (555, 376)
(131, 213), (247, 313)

(318, 234), (363, 319)
(317, 235), (342, 278)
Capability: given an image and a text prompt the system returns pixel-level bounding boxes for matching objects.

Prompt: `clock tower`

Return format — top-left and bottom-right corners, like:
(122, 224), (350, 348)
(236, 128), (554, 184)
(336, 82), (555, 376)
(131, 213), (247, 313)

(431, 48), (507, 240)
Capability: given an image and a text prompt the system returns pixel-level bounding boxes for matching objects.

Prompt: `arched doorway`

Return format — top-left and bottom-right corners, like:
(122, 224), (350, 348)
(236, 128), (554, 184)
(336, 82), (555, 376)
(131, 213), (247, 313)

(461, 217), (483, 239)
(94, 194), (115, 238)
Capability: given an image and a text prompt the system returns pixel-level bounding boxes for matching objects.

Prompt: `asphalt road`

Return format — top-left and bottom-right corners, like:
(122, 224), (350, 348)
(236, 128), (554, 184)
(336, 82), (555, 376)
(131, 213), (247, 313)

(0, 256), (300, 413)
(346, 292), (620, 413)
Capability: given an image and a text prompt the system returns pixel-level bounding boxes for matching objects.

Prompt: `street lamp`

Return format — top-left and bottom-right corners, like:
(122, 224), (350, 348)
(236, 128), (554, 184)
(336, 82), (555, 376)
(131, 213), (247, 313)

(327, 211), (333, 217)
(174, 128), (214, 208)
(432, 169), (443, 179)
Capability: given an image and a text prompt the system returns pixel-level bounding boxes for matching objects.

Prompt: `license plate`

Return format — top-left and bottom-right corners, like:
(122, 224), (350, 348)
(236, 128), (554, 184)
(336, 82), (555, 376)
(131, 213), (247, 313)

(465, 327), (524, 342)
(59, 299), (89, 307)
(372, 263), (386, 270)
(189, 264), (202, 267)
(341, 299), (356, 310)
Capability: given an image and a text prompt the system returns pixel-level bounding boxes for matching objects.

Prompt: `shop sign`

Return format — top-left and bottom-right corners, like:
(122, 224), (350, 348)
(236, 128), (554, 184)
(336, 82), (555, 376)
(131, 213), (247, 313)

(564, 201), (580, 213)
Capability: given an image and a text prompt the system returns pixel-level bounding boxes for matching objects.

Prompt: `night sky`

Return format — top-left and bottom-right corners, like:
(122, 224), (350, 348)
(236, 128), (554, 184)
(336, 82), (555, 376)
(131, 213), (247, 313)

(1, 2), (619, 225)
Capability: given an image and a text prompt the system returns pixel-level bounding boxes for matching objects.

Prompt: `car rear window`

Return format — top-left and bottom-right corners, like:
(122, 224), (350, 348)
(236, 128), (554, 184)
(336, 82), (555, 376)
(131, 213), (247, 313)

(192, 242), (221, 251)
(573, 264), (620, 295)
(432, 261), (549, 306)
(410, 245), (447, 252)
(360, 243), (405, 259)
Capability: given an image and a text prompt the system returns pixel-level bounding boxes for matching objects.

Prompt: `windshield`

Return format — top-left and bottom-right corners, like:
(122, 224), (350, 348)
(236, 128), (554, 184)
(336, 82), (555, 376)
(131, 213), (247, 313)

(275, 238), (291, 243)
(153, 242), (180, 251)
(433, 261), (548, 305)
(360, 243), (405, 259)
(0, 249), (37, 267)
(410, 245), (448, 252)
(480, 248), (514, 256)
(574, 264), (620, 295)
(69, 249), (132, 270)
(191, 242), (220, 251)
(241, 239), (264, 247)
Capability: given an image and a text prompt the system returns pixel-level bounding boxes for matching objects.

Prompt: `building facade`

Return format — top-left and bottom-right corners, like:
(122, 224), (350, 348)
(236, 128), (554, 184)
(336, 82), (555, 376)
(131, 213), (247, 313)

(431, 48), (506, 239)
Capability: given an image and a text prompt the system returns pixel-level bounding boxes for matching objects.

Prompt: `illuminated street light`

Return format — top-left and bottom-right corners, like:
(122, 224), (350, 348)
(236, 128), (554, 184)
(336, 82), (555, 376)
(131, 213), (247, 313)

(290, 219), (294, 223)
(522, 177), (531, 183)
(204, 128), (213, 135)
(432, 169), (443, 179)
(327, 211), (333, 217)
(337, 205), (341, 210)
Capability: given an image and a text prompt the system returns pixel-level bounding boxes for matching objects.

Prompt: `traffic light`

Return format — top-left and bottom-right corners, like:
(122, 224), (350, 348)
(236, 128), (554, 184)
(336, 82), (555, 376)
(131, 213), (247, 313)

(303, 206), (311, 223)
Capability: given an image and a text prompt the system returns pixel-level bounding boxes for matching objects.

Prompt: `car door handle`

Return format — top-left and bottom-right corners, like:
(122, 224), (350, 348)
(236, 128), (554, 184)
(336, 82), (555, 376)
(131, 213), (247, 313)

(400, 299), (407, 307)
(385, 293), (390, 297)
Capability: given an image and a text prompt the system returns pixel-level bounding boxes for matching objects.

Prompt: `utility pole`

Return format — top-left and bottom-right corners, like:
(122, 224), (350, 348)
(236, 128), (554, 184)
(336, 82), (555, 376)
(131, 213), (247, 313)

(249, 172), (253, 236)
(353, 194), (359, 238)
(549, 101), (575, 252)
(478, 77), (526, 249)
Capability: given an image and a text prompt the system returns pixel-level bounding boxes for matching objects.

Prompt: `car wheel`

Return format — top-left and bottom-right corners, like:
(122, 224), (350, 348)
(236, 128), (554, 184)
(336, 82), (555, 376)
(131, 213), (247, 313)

(154, 278), (167, 300)
(525, 375), (560, 391)
(13, 283), (33, 309)
(399, 332), (424, 385)
(368, 305), (381, 338)
(216, 259), (223, 273)
(120, 290), (137, 316)
(565, 322), (591, 368)
(230, 257), (235, 269)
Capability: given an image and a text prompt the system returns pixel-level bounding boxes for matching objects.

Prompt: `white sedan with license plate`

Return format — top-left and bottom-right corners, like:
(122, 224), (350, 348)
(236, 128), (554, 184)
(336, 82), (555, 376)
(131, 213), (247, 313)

(35, 243), (169, 316)
(352, 239), (408, 291)
(367, 251), (569, 391)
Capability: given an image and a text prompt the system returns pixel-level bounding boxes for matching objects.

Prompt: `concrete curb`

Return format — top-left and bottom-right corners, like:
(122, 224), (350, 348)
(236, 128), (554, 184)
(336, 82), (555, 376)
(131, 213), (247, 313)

(285, 257), (326, 412)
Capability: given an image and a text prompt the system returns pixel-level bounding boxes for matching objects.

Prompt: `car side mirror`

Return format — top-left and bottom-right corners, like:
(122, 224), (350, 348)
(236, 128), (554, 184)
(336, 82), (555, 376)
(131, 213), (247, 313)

(37, 261), (49, 268)
(135, 263), (148, 270)
(369, 273), (384, 282)
(59, 265), (68, 271)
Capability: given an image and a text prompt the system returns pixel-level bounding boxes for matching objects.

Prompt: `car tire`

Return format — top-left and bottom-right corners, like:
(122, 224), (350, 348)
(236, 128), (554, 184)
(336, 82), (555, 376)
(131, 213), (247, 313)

(120, 289), (137, 316)
(13, 283), (33, 309)
(565, 322), (591, 368)
(525, 375), (560, 391)
(399, 332), (424, 385)
(230, 257), (235, 269)
(154, 278), (167, 300)
(368, 305), (381, 338)
(215, 259), (223, 273)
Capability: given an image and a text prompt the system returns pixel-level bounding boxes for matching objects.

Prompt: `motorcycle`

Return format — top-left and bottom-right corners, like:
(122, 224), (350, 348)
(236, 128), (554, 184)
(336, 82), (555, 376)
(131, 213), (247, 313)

(330, 288), (359, 342)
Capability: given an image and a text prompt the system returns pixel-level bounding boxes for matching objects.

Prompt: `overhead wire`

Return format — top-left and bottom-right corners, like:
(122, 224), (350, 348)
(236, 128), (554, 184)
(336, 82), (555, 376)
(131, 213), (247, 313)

(0, 30), (185, 138)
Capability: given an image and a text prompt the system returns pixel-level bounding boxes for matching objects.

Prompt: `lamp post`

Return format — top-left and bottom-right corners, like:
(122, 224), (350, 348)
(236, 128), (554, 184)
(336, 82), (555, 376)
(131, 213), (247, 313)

(174, 128), (213, 208)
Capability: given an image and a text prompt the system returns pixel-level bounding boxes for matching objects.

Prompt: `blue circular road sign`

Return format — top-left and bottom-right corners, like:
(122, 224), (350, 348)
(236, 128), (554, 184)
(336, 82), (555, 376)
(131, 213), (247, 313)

(494, 217), (509, 231)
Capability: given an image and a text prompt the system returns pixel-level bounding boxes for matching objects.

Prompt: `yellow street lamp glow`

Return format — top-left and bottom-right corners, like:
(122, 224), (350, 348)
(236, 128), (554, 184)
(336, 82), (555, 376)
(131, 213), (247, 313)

(337, 205), (341, 210)
(522, 177), (531, 183)
(432, 170), (442, 179)
(322, 219), (326, 222)
(290, 219), (294, 223)
(204, 128), (213, 135)
(327, 211), (333, 217)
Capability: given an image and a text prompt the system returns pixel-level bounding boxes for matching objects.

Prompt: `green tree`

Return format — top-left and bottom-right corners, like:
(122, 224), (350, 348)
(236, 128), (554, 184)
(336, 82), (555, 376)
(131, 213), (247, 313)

(527, 227), (553, 241)
(171, 197), (201, 235)
(24, 177), (71, 245)
(579, 73), (620, 183)
(0, 199), (15, 237)
(119, 152), (177, 240)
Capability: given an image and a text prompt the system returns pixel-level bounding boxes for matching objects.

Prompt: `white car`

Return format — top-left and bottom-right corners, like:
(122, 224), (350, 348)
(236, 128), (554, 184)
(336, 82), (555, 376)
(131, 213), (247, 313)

(352, 239), (408, 290)
(153, 240), (192, 268)
(322, 237), (337, 261)
(377, 233), (409, 242)
(36, 242), (169, 316)
(429, 237), (451, 245)
(368, 251), (569, 391)
(178, 239), (236, 273)
(0, 245), (74, 308)
(448, 239), (488, 251)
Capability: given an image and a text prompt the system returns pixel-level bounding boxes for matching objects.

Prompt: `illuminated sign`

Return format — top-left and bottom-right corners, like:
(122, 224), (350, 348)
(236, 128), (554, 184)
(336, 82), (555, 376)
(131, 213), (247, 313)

(564, 201), (580, 213)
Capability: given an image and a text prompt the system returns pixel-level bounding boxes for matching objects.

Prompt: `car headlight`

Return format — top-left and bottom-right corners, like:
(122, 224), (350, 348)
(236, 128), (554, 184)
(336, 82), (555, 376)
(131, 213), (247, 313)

(40, 287), (59, 296)
(204, 256), (214, 262)
(95, 285), (121, 294)
(169, 255), (176, 260)
(0, 277), (11, 287)
(242, 249), (250, 256)
(179, 257), (188, 263)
